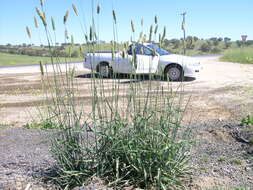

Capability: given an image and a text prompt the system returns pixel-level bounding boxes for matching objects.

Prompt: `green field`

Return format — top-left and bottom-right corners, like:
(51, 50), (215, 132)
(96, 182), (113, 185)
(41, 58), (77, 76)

(0, 53), (83, 66)
(220, 47), (253, 64)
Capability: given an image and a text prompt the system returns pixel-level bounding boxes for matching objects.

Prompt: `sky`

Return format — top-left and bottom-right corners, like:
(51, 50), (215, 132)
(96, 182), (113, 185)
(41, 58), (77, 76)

(0, 0), (252, 45)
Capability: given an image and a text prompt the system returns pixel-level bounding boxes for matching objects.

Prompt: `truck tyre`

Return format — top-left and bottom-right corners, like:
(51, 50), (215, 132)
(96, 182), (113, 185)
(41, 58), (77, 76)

(164, 65), (183, 81)
(98, 63), (112, 78)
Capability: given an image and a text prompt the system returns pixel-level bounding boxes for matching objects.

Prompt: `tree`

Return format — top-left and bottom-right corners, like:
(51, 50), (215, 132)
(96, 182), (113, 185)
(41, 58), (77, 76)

(245, 40), (253, 46)
(236, 40), (243, 47)
(224, 41), (232, 49)
(211, 47), (222, 54)
(213, 40), (219, 46)
(199, 42), (211, 52)
(224, 37), (231, 42)
(186, 36), (195, 49)
(170, 39), (181, 49)
(218, 37), (223, 42)
(71, 49), (80, 57)
(209, 37), (218, 41)
(193, 36), (199, 41)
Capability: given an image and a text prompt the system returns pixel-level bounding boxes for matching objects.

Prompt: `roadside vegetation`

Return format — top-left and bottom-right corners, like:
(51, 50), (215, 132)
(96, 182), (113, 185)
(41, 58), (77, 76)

(220, 47), (253, 64)
(2, 34), (253, 66)
(241, 115), (253, 126)
(0, 52), (82, 66)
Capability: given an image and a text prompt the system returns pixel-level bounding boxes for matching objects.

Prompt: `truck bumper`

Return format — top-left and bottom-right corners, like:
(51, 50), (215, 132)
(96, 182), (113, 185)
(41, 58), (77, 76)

(184, 64), (201, 78)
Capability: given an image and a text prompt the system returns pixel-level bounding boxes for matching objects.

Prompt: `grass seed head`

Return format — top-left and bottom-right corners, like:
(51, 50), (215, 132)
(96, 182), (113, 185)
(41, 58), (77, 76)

(112, 10), (117, 24)
(141, 18), (144, 27)
(35, 7), (47, 26)
(154, 25), (158, 34)
(34, 17), (38, 28)
(51, 17), (55, 31)
(97, 4), (100, 14)
(39, 0), (44, 7)
(63, 10), (69, 24)
(149, 25), (153, 42)
(131, 20), (135, 33)
(26, 26), (32, 39)
(162, 26), (166, 42)
(155, 15), (158, 24)
(85, 34), (88, 42)
(72, 4), (78, 16)
(65, 29), (69, 39)
(89, 26), (93, 41)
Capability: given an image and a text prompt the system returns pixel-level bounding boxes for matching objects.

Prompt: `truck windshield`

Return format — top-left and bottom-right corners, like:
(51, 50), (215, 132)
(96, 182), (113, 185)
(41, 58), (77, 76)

(147, 44), (170, 56)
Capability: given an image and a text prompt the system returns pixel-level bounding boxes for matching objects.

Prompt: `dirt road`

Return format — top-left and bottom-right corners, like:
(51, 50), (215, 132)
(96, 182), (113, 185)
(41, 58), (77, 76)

(0, 55), (253, 125)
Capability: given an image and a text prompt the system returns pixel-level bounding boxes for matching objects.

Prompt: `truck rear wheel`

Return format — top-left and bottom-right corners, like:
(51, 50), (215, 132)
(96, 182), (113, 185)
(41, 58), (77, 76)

(98, 63), (113, 78)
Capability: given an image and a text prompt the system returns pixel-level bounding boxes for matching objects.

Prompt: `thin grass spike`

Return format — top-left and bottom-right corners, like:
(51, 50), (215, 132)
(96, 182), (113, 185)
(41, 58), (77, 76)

(64, 10), (69, 24)
(39, 0), (44, 7)
(155, 15), (158, 24)
(34, 17), (38, 28)
(112, 10), (117, 24)
(51, 17), (55, 31)
(97, 4), (100, 14)
(26, 26), (31, 39)
(149, 25), (153, 42)
(35, 7), (47, 26)
(72, 4), (78, 16)
(131, 20), (135, 33)
(154, 25), (158, 35)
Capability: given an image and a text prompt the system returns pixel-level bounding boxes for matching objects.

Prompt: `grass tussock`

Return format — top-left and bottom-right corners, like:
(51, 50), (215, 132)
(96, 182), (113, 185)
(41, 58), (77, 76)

(220, 47), (253, 64)
(27, 0), (193, 189)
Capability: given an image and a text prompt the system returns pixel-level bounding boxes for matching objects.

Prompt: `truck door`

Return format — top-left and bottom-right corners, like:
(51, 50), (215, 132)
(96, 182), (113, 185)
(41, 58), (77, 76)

(123, 44), (159, 74)
(136, 45), (159, 74)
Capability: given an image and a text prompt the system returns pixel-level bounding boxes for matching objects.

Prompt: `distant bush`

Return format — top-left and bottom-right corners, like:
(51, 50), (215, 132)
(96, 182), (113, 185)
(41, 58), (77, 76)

(220, 48), (253, 64)
(211, 47), (222, 54)
(224, 42), (232, 49)
(199, 42), (211, 52)
(71, 49), (80, 57)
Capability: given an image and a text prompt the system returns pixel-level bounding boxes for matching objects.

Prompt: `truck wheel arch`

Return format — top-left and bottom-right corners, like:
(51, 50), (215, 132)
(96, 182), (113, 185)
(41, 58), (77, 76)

(96, 61), (110, 72)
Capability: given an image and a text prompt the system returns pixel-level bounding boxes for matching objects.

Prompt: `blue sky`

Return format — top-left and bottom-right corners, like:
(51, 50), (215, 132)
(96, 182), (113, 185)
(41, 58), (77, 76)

(0, 0), (252, 45)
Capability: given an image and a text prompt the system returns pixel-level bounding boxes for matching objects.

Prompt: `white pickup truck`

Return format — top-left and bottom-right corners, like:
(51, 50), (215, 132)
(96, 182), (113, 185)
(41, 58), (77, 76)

(83, 43), (201, 81)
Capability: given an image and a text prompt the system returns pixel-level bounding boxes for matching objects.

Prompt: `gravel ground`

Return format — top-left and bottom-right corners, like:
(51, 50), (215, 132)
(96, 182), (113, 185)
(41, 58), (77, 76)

(0, 122), (252, 190)
(0, 127), (55, 190)
(189, 121), (253, 189)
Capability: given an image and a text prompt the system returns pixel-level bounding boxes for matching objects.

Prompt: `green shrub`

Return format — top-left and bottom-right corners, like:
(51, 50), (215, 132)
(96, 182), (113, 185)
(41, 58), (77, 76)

(199, 42), (211, 52)
(220, 48), (253, 64)
(211, 47), (222, 54)
(241, 115), (253, 126)
(24, 119), (57, 129)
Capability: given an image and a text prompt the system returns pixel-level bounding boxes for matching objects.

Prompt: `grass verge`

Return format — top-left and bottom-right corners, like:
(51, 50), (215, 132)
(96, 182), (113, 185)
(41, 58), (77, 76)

(220, 48), (253, 64)
(0, 52), (83, 66)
